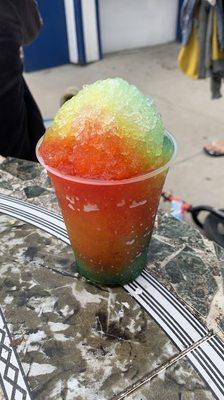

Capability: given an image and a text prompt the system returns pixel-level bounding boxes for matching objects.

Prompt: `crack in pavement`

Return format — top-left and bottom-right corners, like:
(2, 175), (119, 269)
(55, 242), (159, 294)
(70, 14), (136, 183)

(39, 263), (77, 279)
(112, 332), (214, 400)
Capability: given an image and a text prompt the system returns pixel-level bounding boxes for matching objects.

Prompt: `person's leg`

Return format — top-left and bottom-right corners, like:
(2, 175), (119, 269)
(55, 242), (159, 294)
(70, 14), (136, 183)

(204, 140), (224, 156)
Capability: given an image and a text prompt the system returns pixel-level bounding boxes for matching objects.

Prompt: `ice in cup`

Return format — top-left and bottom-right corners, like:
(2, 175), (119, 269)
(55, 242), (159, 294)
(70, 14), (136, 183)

(37, 79), (176, 284)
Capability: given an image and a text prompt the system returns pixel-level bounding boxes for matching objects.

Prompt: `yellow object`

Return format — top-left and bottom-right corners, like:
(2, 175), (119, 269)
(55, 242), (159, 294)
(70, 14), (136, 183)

(178, 25), (199, 80)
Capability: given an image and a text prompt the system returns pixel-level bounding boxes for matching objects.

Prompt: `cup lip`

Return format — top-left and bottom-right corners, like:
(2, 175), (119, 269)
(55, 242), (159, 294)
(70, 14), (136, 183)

(36, 130), (177, 186)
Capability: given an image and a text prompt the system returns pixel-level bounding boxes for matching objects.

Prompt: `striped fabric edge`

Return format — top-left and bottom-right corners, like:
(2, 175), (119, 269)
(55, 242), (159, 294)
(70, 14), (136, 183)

(0, 194), (69, 245)
(188, 337), (224, 400)
(0, 309), (32, 400)
(0, 194), (223, 399)
(126, 280), (224, 400)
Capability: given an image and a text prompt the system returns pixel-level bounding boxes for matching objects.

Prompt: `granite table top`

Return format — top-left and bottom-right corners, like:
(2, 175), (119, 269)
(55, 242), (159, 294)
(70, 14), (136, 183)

(0, 157), (223, 400)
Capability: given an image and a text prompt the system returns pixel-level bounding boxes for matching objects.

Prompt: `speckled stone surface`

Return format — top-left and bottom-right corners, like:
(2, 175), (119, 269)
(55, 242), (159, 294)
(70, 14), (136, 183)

(0, 157), (223, 336)
(147, 216), (224, 336)
(0, 158), (180, 399)
(0, 240), (179, 399)
(0, 157), (223, 399)
(125, 356), (216, 400)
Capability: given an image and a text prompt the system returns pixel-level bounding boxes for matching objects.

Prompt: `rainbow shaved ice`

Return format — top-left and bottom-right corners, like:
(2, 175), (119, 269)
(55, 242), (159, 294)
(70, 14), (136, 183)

(39, 78), (166, 180)
(38, 78), (175, 285)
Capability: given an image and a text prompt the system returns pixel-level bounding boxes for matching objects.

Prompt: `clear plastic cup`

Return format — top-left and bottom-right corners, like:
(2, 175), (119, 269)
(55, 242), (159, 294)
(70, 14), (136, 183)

(36, 131), (177, 285)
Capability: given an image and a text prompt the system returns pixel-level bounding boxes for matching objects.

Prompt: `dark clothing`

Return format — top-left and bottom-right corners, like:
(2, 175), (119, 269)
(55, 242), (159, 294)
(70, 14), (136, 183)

(211, 60), (224, 99)
(179, 0), (224, 99)
(0, 0), (44, 161)
(0, 0), (42, 46)
(216, 0), (224, 50)
(181, 0), (198, 46)
(198, 0), (213, 79)
(181, 0), (224, 49)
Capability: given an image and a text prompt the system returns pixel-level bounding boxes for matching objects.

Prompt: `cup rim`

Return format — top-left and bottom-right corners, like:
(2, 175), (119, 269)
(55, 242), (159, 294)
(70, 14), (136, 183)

(36, 130), (177, 186)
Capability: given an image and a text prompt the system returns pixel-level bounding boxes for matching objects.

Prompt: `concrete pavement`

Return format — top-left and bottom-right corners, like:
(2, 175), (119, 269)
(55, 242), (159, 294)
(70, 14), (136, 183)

(25, 43), (224, 210)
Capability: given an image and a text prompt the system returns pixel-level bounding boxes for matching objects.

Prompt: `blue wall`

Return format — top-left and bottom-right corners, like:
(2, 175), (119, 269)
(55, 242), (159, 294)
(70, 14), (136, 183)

(24, 0), (69, 72)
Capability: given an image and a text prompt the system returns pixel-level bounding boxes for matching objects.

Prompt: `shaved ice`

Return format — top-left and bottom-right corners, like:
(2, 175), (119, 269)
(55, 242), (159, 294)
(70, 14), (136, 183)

(39, 78), (165, 180)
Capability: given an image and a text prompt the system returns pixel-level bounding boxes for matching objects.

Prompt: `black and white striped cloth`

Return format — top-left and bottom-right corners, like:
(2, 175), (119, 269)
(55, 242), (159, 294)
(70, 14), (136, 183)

(0, 308), (31, 400)
(0, 194), (223, 400)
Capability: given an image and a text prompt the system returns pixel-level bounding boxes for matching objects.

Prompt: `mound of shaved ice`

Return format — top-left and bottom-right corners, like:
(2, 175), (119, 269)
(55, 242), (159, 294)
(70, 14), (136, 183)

(39, 78), (165, 180)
